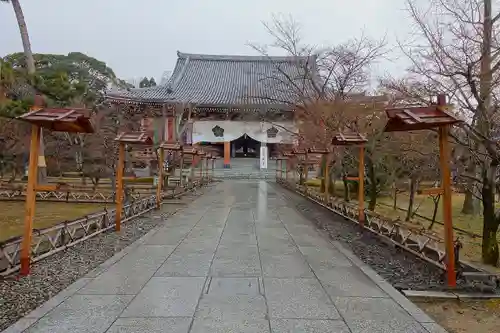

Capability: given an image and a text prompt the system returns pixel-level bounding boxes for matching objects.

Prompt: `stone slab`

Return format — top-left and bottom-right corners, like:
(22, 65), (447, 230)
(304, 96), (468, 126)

(155, 251), (214, 277)
(195, 294), (268, 320)
(26, 278), (93, 319)
(299, 246), (353, 269)
(120, 277), (205, 317)
(106, 317), (191, 333)
(210, 245), (261, 277)
(208, 277), (260, 296)
(260, 252), (313, 278)
(333, 297), (429, 333)
(78, 245), (175, 295)
(264, 278), (340, 319)
(270, 319), (351, 333)
(144, 226), (192, 245)
(315, 266), (387, 297)
(24, 294), (134, 333)
(190, 317), (270, 333)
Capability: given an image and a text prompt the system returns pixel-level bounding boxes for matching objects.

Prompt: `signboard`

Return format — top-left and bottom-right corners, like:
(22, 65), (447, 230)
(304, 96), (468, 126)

(260, 146), (268, 169)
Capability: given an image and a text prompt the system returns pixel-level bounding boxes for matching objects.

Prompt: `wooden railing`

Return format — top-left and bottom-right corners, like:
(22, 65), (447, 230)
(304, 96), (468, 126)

(0, 180), (210, 276)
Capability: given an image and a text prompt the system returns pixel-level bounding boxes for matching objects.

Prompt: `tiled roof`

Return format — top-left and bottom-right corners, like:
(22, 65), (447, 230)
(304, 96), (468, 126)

(106, 51), (317, 107)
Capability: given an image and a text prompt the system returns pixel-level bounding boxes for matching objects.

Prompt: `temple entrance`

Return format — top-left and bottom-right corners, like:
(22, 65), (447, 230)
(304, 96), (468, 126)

(232, 134), (260, 158)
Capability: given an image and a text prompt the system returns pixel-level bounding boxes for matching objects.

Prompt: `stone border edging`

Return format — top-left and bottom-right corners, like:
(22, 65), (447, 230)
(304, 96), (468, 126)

(403, 289), (500, 300)
(330, 240), (450, 332)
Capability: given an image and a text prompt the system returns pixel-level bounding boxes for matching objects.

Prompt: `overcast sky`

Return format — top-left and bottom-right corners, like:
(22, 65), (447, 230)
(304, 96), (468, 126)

(1, 0), (412, 83)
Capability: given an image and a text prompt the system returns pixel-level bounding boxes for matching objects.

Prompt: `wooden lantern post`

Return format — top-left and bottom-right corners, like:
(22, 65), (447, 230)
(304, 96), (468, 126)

(283, 152), (293, 182)
(332, 133), (368, 227)
(275, 158), (279, 179)
(280, 159), (284, 179)
(290, 152), (297, 184)
(204, 154), (211, 182)
(179, 149), (185, 187)
(197, 150), (206, 182)
(308, 147), (332, 202)
(383, 94), (463, 287)
(17, 107), (95, 275)
(211, 156), (216, 180)
(114, 132), (153, 231)
(157, 146), (164, 208)
(182, 145), (198, 188)
(158, 141), (182, 208)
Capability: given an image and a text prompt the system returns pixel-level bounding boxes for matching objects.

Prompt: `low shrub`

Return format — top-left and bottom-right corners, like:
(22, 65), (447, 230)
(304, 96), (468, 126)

(124, 177), (154, 184)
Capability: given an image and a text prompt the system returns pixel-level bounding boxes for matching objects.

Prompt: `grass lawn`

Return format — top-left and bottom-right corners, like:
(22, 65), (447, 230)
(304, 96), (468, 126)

(0, 201), (105, 242)
(416, 299), (500, 333)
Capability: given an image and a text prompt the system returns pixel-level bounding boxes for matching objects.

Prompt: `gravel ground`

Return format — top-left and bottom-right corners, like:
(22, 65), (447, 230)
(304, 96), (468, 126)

(0, 185), (213, 332)
(277, 186), (476, 292)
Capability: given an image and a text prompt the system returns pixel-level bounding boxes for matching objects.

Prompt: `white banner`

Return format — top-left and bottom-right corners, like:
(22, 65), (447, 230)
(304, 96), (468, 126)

(191, 121), (297, 144)
(260, 146), (268, 169)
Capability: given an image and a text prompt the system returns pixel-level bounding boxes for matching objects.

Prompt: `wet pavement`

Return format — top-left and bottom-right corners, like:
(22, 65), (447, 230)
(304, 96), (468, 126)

(3, 181), (447, 333)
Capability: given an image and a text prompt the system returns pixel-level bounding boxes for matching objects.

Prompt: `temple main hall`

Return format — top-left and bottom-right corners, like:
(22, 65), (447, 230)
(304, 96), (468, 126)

(106, 51), (315, 168)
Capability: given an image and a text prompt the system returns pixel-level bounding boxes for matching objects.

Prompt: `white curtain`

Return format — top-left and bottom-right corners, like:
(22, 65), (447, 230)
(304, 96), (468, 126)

(191, 120), (297, 144)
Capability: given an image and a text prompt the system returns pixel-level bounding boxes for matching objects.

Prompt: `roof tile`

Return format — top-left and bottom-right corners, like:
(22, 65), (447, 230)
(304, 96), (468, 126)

(107, 51), (316, 106)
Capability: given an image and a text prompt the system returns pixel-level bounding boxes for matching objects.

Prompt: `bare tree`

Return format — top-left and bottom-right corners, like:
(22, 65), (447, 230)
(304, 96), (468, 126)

(251, 15), (392, 203)
(384, 0), (500, 265)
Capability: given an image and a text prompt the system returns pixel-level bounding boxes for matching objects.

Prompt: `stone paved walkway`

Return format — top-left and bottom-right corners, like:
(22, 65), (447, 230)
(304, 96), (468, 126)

(4, 181), (447, 333)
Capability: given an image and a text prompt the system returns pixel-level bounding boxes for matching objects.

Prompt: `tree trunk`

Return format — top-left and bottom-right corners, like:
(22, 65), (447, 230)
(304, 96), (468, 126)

(320, 155), (326, 193)
(328, 168), (335, 196)
(393, 182), (398, 210)
(462, 161), (480, 215)
(405, 176), (418, 222)
(462, 189), (479, 214)
(477, 0), (499, 266)
(481, 162), (500, 266)
(367, 158), (377, 211)
(10, 0), (48, 183)
(428, 195), (441, 230)
(10, 0), (35, 74)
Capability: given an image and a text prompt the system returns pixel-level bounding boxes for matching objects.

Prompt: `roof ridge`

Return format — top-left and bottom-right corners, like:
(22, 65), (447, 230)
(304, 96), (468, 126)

(176, 51), (311, 62)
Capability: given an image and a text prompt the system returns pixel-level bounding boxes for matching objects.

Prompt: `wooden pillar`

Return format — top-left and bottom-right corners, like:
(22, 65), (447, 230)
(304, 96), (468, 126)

(211, 159), (215, 179)
(304, 153), (309, 192)
(285, 159), (288, 181)
(223, 141), (231, 168)
(285, 159), (289, 182)
(115, 142), (125, 232)
(190, 156), (195, 186)
(199, 157), (203, 180)
(179, 151), (184, 187)
(20, 124), (41, 276)
(275, 159), (279, 178)
(293, 157), (297, 184)
(205, 157), (209, 181)
(439, 125), (456, 287)
(156, 147), (164, 209)
(358, 147), (365, 227)
(324, 153), (330, 203)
